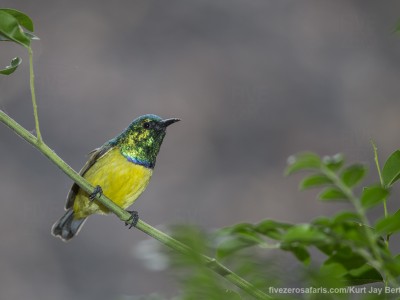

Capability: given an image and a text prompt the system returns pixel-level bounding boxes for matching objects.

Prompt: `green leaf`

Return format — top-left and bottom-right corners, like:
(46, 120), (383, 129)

(216, 237), (259, 259)
(375, 210), (400, 236)
(255, 219), (292, 240)
(286, 245), (310, 265)
(229, 223), (266, 243)
(315, 263), (350, 290)
(0, 10), (30, 47)
(0, 8), (34, 31)
(285, 152), (321, 175)
(385, 254), (400, 277)
(234, 231), (265, 245)
(318, 187), (348, 201)
(319, 262), (348, 279)
(282, 224), (327, 245)
(344, 264), (383, 285)
(216, 223), (268, 259)
(340, 164), (367, 187)
(330, 221), (372, 247)
(292, 246), (310, 265)
(322, 153), (344, 171)
(299, 173), (332, 190)
(332, 211), (361, 224)
(229, 222), (255, 234)
(360, 186), (389, 209)
(311, 216), (332, 227)
(324, 246), (366, 271)
(382, 150), (400, 187)
(0, 57), (21, 75)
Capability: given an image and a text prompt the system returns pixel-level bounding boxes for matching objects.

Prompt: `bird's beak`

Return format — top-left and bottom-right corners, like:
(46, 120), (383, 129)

(162, 118), (181, 128)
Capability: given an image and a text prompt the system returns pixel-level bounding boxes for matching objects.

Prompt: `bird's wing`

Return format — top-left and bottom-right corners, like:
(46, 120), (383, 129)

(65, 144), (113, 209)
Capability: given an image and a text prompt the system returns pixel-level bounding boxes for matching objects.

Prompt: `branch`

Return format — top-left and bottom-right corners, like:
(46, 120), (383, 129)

(0, 110), (271, 300)
(28, 46), (42, 143)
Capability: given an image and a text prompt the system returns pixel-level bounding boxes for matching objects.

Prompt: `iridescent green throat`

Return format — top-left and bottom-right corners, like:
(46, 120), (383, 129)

(109, 116), (167, 169)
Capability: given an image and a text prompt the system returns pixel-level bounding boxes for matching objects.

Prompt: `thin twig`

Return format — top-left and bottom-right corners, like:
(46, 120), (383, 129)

(371, 140), (387, 217)
(28, 46), (42, 143)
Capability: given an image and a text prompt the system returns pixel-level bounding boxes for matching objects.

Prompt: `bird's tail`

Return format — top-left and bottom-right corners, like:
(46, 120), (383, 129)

(51, 209), (87, 242)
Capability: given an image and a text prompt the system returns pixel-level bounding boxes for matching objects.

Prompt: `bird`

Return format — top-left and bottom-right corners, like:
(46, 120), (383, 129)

(51, 114), (180, 241)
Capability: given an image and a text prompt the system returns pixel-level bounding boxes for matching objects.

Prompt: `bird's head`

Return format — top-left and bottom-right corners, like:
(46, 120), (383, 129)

(111, 114), (180, 168)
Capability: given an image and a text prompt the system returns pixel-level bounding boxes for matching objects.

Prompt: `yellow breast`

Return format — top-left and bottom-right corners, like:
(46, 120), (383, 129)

(73, 147), (153, 219)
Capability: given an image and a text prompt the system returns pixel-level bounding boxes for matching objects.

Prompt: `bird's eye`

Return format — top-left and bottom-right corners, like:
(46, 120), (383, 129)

(143, 122), (151, 129)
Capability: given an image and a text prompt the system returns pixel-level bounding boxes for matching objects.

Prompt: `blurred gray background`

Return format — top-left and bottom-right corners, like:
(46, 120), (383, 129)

(1, 1), (400, 299)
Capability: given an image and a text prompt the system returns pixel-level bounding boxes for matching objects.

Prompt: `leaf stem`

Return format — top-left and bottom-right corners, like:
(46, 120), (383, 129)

(28, 46), (42, 143)
(0, 109), (270, 300)
(372, 140), (388, 217)
(371, 140), (390, 287)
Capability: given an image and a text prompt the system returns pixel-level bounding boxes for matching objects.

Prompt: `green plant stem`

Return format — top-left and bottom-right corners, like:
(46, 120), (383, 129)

(28, 46), (42, 143)
(371, 140), (390, 287)
(0, 110), (270, 300)
(372, 140), (388, 218)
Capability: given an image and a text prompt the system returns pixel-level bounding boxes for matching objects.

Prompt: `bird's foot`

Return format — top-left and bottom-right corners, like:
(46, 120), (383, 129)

(125, 210), (139, 229)
(89, 185), (103, 202)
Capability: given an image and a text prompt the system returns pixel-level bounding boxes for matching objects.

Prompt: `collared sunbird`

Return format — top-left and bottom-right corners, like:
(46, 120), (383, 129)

(52, 114), (180, 241)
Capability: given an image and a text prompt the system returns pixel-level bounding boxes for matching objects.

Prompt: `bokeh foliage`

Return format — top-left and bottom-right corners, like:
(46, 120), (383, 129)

(160, 150), (400, 299)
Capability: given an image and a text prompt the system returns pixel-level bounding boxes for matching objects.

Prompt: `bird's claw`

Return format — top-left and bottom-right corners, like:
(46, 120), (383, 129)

(125, 210), (139, 229)
(89, 185), (103, 202)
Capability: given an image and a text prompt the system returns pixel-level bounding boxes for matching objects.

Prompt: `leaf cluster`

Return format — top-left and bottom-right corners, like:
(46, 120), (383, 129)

(213, 151), (400, 293)
(160, 150), (400, 299)
(0, 8), (38, 75)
